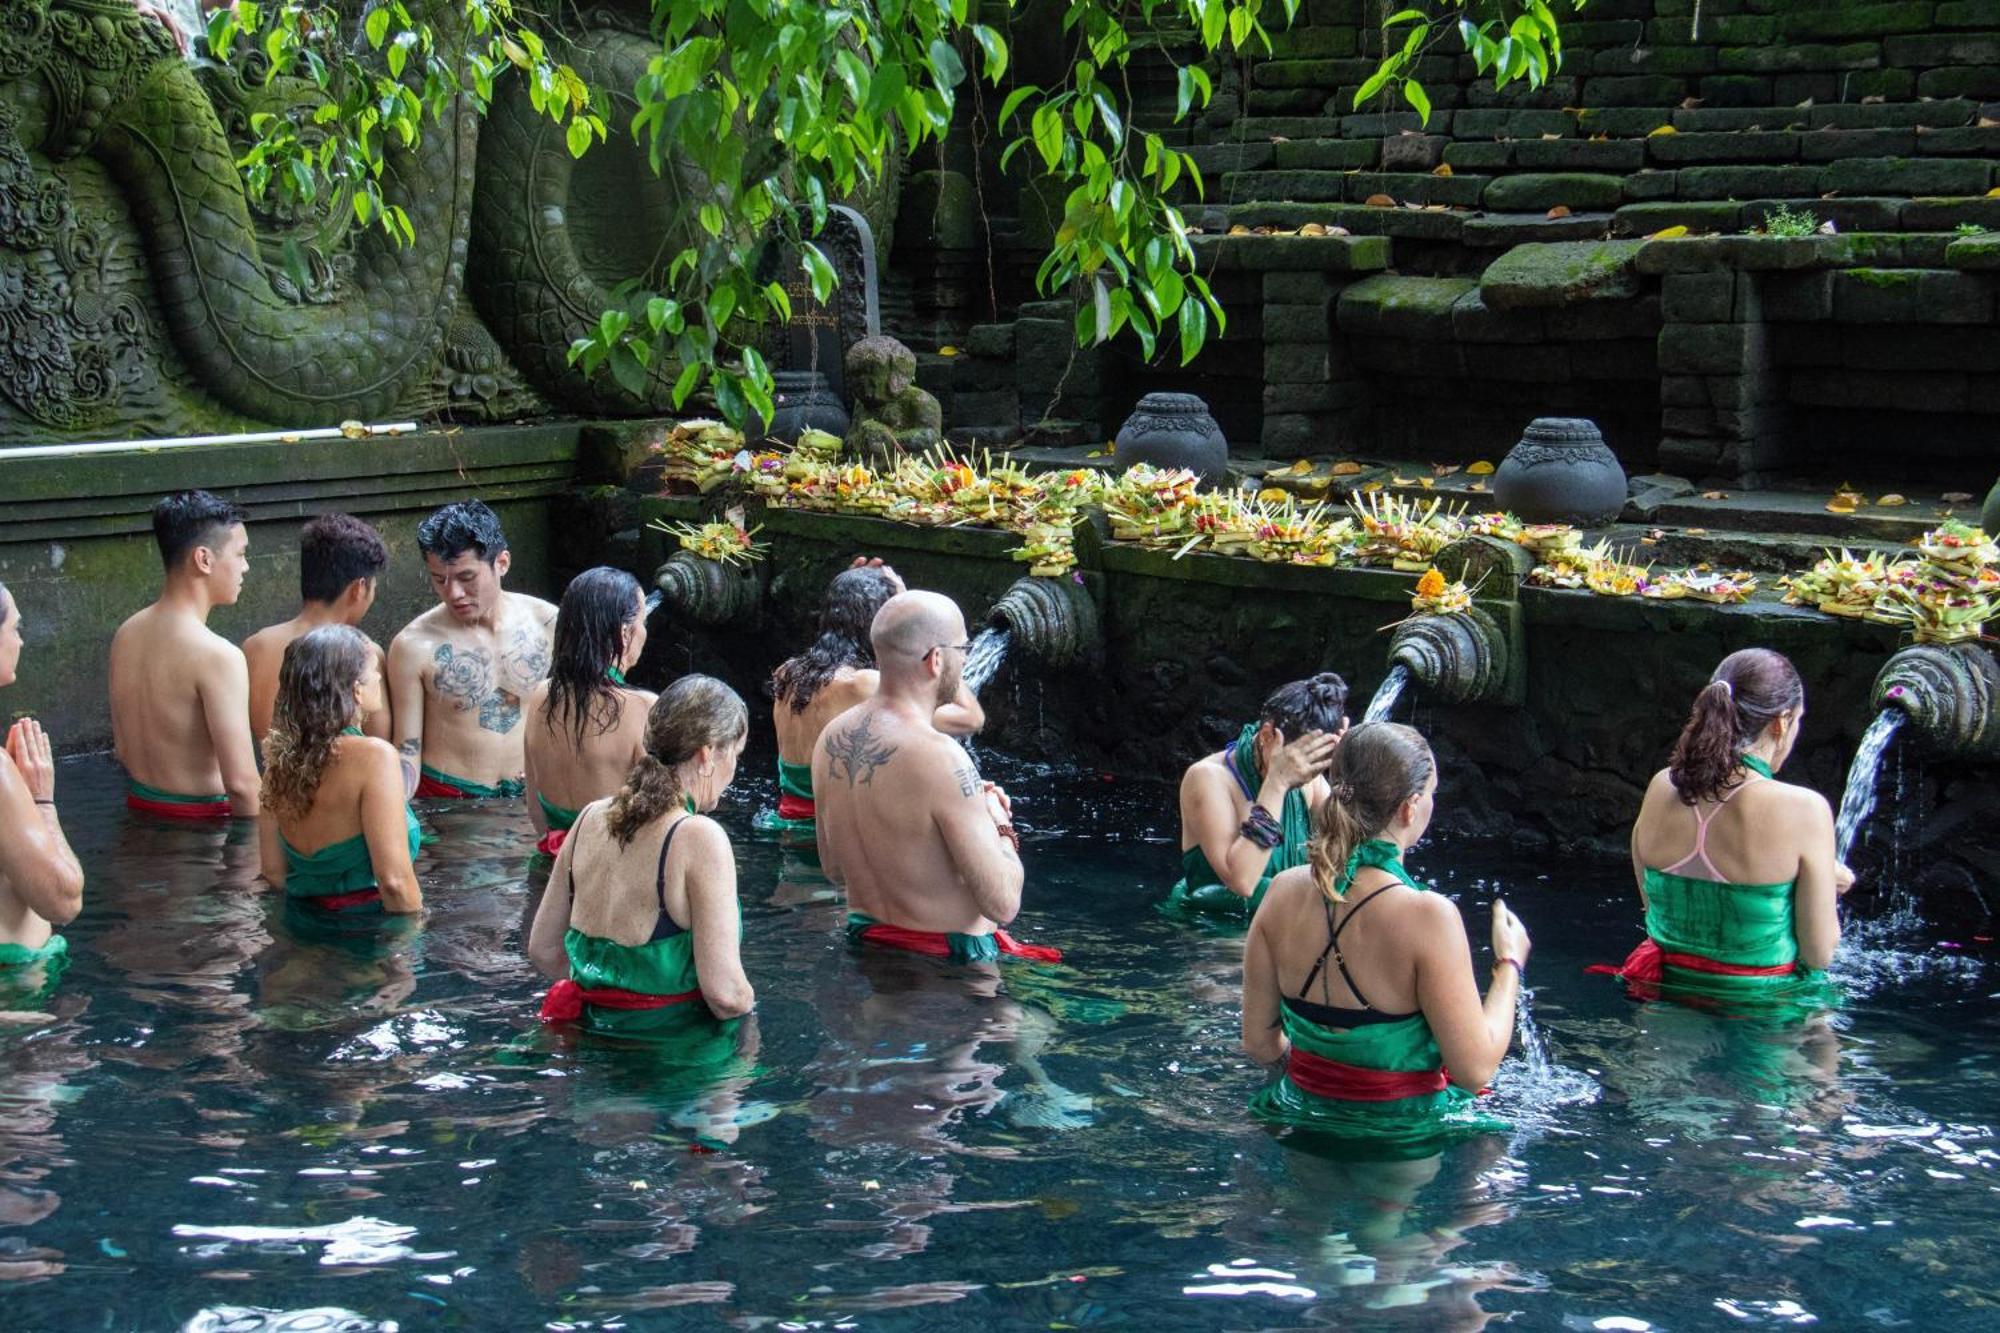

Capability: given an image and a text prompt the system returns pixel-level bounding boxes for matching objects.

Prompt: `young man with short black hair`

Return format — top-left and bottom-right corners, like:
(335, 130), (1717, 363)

(387, 500), (557, 799)
(244, 512), (393, 743)
(109, 490), (260, 818)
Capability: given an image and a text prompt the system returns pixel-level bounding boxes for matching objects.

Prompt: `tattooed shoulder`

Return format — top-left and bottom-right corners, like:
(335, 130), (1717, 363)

(825, 713), (898, 787)
(953, 761), (978, 798)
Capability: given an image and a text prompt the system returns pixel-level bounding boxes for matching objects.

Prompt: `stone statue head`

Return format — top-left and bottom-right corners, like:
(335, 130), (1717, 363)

(845, 335), (917, 405)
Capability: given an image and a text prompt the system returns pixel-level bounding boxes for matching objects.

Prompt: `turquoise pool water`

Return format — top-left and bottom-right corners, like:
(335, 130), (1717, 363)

(1, 754), (1996, 1330)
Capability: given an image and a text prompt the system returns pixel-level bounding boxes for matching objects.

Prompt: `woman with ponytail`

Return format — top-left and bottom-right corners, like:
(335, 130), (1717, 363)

(1242, 722), (1526, 1151)
(259, 626), (422, 915)
(524, 567), (655, 861)
(528, 674), (755, 1033)
(1612, 648), (1850, 1006)
(1170, 673), (1348, 919)
(763, 559), (982, 833)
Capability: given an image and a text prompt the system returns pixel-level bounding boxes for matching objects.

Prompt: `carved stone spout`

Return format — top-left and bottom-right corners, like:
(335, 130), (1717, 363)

(986, 576), (1101, 669)
(654, 551), (763, 628)
(1388, 608), (1511, 704)
(1871, 644), (2000, 761)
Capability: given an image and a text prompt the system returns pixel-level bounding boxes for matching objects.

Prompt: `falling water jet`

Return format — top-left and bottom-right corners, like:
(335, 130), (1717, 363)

(1361, 663), (1412, 724)
(961, 627), (1013, 697)
(1835, 710), (1905, 864)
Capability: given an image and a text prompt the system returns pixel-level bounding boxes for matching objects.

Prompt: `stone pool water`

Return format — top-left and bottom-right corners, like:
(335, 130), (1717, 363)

(2, 754), (1996, 1331)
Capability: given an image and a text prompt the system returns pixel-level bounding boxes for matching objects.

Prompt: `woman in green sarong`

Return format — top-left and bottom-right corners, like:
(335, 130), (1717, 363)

(1243, 722), (1528, 1156)
(524, 567), (656, 865)
(0, 581), (85, 1002)
(1613, 648), (1849, 1013)
(761, 560), (982, 838)
(1168, 673), (1348, 920)
(259, 625), (423, 918)
(528, 674), (755, 1037)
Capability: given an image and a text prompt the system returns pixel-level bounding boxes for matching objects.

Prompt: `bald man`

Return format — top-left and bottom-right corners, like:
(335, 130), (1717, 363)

(813, 591), (1058, 964)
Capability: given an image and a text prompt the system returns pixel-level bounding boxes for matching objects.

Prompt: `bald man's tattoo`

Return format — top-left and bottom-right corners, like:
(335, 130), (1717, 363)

(826, 714), (897, 787)
(954, 763), (977, 798)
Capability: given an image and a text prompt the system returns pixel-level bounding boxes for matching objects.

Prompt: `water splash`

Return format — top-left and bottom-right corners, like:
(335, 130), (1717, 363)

(1360, 663), (1412, 725)
(1835, 710), (1904, 863)
(961, 627), (1012, 697)
(1495, 987), (1598, 1132)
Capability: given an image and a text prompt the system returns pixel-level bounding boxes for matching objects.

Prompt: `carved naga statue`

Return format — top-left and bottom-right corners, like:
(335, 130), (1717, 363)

(0, 0), (706, 438)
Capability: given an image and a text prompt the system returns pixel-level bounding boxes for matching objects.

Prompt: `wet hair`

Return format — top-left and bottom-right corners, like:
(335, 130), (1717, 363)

(416, 499), (508, 565)
(262, 624), (372, 822)
(1668, 648), (1805, 804)
(1261, 671), (1349, 739)
(544, 566), (645, 748)
(605, 674), (748, 845)
(153, 490), (246, 570)
(771, 567), (899, 712)
(1308, 722), (1434, 902)
(300, 513), (388, 604)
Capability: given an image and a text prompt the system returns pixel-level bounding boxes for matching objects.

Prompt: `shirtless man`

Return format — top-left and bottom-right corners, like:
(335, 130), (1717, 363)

(388, 500), (556, 799)
(244, 512), (391, 744)
(0, 582), (85, 983)
(813, 591), (1057, 963)
(109, 490), (260, 819)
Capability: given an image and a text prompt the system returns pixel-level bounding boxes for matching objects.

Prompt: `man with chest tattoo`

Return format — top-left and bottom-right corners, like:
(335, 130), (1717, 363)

(388, 501), (557, 800)
(813, 591), (1059, 964)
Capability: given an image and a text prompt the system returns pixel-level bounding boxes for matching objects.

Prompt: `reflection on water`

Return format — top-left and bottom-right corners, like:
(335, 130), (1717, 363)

(0, 755), (1993, 1331)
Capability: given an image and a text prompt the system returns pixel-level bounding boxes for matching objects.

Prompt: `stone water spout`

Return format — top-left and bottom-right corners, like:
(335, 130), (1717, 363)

(653, 552), (764, 628)
(1870, 643), (2000, 761)
(1386, 608), (1513, 705)
(985, 576), (1102, 670)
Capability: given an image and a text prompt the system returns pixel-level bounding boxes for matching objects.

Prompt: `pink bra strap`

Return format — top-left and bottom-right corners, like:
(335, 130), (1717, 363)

(1660, 773), (1762, 880)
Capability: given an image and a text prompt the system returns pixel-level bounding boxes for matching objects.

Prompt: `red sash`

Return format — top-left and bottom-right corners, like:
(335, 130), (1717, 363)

(776, 793), (816, 822)
(1286, 1048), (1450, 1102)
(303, 886), (383, 913)
(1588, 938), (1797, 988)
(540, 979), (702, 1023)
(414, 774), (469, 799)
(127, 793), (231, 820)
(856, 922), (1063, 963)
(535, 828), (569, 858)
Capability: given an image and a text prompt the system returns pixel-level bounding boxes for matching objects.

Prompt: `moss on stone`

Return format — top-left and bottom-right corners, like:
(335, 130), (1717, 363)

(1479, 239), (1647, 311)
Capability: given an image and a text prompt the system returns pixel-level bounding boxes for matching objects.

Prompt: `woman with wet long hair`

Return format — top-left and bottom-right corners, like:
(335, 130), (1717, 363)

(1611, 648), (1849, 1006)
(1243, 722), (1524, 1153)
(259, 624), (422, 915)
(0, 581), (85, 998)
(529, 674), (755, 1032)
(1169, 672), (1348, 920)
(524, 567), (655, 860)
(762, 559), (982, 833)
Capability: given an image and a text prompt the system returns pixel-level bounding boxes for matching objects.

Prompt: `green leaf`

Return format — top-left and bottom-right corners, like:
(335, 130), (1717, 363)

(364, 6), (390, 49)
(969, 24), (1007, 82)
(927, 38), (966, 90)
(998, 84), (1040, 126)
(1405, 78), (1431, 126)
(1178, 296), (1207, 365)
(1031, 103), (1063, 171)
(565, 116), (591, 158)
(1092, 91), (1123, 146)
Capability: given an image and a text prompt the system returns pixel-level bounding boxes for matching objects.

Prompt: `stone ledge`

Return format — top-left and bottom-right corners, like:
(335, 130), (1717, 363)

(1480, 239), (1648, 310)
(1188, 232), (1392, 272)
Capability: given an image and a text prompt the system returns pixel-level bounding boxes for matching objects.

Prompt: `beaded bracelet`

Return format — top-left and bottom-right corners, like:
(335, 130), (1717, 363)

(1239, 806), (1283, 850)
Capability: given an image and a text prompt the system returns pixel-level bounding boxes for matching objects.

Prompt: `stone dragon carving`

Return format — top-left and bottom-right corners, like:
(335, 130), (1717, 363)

(0, 0), (712, 438)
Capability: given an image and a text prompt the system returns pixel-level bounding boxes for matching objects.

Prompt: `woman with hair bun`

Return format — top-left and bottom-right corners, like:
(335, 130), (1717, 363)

(259, 625), (423, 916)
(528, 674), (755, 1033)
(1169, 672), (1349, 918)
(524, 567), (655, 861)
(1243, 722), (1524, 1151)
(1610, 648), (1850, 1005)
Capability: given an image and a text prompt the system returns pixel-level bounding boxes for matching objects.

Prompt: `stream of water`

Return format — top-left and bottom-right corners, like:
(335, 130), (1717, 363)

(961, 626), (1013, 696)
(1360, 662), (1412, 725)
(1835, 709), (1905, 863)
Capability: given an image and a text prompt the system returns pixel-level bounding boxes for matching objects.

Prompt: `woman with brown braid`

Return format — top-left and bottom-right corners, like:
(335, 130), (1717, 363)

(1242, 722), (1524, 1153)
(1609, 648), (1850, 1008)
(258, 625), (422, 916)
(528, 674), (754, 1033)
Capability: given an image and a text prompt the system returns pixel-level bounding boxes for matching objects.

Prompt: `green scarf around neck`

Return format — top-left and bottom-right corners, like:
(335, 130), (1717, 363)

(1227, 723), (1312, 874)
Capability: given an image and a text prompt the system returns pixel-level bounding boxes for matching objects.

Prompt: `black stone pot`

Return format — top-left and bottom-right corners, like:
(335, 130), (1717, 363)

(1981, 477), (2000, 537)
(762, 370), (850, 444)
(1492, 417), (1627, 527)
(1113, 392), (1228, 483)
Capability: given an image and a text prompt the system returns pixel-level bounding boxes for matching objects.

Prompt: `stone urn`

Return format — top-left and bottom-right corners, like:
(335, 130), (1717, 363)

(1113, 392), (1228, 483)
(1492, 417), (1626, 526)
(1981, 477), (2000, 537)
(761, 369), (849, 445)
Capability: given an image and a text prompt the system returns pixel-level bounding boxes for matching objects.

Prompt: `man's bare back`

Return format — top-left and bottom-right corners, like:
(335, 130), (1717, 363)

(245, 619), (390, 742)
(110, 605), (257, 805)
(388, 593), (556, 789)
